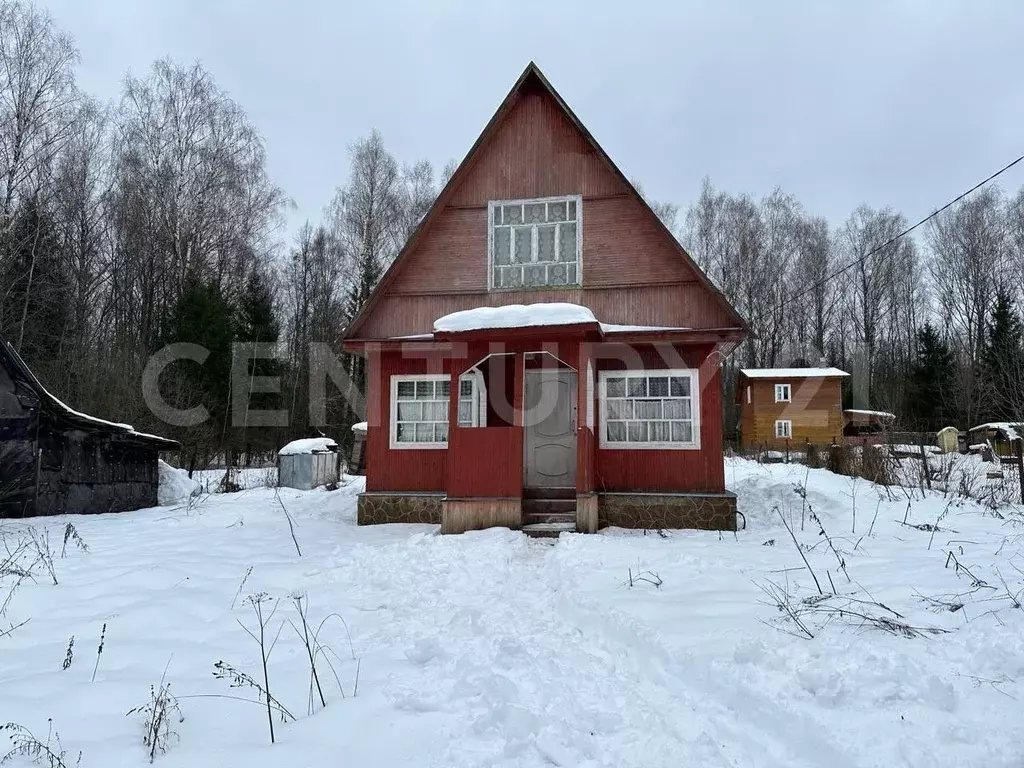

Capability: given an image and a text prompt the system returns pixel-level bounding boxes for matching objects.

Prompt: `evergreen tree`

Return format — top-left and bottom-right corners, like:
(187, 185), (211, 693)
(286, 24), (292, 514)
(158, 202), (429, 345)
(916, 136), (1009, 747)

(905, 322), (955, 430)
(980, 289), (1024, 422)
(235, 268), (284, 457)
(1, 195), (67, 363)
(161, 275), (236, 456)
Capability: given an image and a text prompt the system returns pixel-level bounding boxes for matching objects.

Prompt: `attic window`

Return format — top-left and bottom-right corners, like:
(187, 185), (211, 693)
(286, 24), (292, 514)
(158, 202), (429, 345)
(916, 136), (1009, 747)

(488, 195), (581, 290)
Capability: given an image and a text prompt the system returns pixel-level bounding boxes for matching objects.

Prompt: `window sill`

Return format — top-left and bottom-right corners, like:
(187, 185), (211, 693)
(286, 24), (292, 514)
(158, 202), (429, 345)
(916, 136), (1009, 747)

(488, 282), (582, 293)
(599, 441), (702, 451)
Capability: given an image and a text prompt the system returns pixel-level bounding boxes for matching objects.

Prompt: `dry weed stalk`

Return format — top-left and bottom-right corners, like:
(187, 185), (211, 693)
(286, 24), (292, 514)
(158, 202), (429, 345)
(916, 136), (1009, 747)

(126, 665), (184, 763)
(1, 720), (80, 768)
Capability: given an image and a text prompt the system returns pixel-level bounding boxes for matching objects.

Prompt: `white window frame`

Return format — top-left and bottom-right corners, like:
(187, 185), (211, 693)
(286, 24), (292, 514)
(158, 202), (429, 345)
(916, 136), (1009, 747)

(390, 374), (451, 450)
(598, 369), (701, 450)
(457, 370), (487, 428)
(775, 419), (793, 439)
(389, 373), (486, 449)
(487, 194), (583, 291)
(775, 383), (792, 403)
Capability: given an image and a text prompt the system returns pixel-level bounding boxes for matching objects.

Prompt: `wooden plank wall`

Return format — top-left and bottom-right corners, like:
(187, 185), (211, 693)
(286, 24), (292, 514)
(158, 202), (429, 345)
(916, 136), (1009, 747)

(447, 427), (523, 498)
(364, 351), (452, 493)
(357, 79), (736, 338)
(594, 344), (726, 493)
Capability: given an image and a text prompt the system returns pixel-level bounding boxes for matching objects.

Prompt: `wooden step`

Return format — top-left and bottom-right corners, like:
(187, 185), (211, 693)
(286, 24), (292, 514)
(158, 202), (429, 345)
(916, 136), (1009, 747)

(522, 522), (576, 538)
(522, 511), (576, 526)
(523, 487), (576, 500)
(522, 498), (577, 516)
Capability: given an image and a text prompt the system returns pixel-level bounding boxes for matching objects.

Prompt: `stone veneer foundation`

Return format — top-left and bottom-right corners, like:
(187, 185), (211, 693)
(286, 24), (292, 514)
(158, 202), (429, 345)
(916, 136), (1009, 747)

(598, 491), (737, 532)
(357, 492), (443, 525)
(357, 490), (737, 532)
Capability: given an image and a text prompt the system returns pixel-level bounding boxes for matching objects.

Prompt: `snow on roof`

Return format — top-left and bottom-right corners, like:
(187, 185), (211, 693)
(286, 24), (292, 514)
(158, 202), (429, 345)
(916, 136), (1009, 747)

(740, 367), (849, 379)
(279, 437), (338, 456)
(2, 339), (175, 445)
(844, 409), (896, 420)
(968, 422), (1022, 440)
(434, 303), (596, 333)
(599, 323), (691, 334)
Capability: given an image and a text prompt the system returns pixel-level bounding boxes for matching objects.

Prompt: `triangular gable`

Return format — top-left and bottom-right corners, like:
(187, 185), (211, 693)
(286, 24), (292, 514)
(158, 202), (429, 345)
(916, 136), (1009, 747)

(344, 62), (747, 339)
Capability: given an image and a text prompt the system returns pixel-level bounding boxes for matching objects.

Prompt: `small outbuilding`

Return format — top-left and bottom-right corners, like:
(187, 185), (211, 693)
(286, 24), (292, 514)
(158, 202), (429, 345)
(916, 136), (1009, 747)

(0, 336), (178, 518)
(967, 423), (1022, 460)
(936, 426), (960, 454)
(277, 437), (339, 490)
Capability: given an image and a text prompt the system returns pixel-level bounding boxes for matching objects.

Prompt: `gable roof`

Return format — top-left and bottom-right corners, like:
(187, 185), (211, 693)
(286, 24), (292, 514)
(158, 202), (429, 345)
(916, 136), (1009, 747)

(0, 337), (178, 449)
(343, 62), (747, 340)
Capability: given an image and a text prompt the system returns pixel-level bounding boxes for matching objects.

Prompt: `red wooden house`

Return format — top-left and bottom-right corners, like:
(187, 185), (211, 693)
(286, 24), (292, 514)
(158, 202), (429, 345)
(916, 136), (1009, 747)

(342, 63), (747, 535)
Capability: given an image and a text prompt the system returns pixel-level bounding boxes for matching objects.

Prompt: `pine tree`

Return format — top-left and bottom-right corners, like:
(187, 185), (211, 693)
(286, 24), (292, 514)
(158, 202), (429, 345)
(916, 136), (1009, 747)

(905, 323), (955, 430)
(980, 289), (1024, 422)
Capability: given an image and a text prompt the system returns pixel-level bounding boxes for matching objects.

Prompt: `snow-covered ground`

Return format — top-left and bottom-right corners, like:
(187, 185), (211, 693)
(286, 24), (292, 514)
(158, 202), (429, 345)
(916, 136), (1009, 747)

(2, 459), (1022, 767)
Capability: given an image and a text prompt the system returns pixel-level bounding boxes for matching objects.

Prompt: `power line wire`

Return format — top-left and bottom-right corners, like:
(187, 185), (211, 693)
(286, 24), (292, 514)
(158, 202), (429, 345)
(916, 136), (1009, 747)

(747, 152), (1024, 328)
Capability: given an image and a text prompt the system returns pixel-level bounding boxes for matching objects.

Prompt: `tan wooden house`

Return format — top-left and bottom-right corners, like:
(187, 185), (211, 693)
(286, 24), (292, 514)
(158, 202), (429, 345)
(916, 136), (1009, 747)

(737, 368), (849, 449)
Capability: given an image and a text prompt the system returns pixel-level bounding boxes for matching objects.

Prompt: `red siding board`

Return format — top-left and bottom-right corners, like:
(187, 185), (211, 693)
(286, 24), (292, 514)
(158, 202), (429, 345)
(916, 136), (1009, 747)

(365, 351), (451, 493)
(447, 85), (627, 206)
(447, 427), (523, 498)
(361, 284), (732, 338)
(358, 76), (737, 339)
(594, 344), (726, 493)
(366, 342), (726, 496)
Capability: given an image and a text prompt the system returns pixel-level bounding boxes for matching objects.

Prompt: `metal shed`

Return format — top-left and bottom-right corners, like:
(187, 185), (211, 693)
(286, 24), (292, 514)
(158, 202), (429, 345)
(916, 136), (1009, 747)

(277, 437), (339, 491)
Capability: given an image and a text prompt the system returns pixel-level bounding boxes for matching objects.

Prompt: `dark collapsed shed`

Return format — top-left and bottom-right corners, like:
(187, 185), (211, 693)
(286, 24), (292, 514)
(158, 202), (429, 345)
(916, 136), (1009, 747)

(0, 337), (178, 518)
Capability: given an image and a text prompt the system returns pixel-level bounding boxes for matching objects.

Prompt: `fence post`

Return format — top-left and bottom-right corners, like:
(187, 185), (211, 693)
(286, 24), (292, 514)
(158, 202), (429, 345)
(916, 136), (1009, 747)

(919, 434), (932, 491)
(786, 439), (790, 464)
(1016, 438), (1024, 505)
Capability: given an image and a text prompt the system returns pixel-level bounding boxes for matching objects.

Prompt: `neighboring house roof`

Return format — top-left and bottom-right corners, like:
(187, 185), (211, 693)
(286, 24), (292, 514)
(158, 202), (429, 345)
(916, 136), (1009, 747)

(342, 61), (747, 341)
(740, 368), (850, 379)
(0, 337), (178, 449)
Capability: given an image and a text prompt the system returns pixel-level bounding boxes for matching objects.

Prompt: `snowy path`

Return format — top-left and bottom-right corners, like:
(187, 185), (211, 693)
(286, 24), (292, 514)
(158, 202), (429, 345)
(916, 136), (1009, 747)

(2, 460), (1023, 767)
(331, 529), (858, 768)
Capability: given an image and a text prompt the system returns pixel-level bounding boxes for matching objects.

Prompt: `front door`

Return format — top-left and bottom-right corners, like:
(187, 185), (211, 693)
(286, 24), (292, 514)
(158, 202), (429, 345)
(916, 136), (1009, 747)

(523, 369), (577, 488)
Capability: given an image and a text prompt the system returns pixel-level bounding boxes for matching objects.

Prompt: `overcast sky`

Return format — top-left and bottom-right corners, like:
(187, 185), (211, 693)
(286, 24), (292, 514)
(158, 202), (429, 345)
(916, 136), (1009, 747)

(44, 0), (1024, 244)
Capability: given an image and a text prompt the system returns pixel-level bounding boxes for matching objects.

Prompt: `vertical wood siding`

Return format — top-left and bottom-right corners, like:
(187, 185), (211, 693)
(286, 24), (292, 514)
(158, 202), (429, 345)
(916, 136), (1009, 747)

(447, 82), (628, 206)
(355, 78), (737, 339)
(365, 339), (729, 496)
(446, 426), (523, 498)
(594, 344), (726, 493)
(365, 351), (451, 493)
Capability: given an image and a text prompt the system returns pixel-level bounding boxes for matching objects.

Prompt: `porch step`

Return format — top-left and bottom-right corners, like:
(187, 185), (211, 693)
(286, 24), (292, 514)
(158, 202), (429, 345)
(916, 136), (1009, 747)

(522, 522), (576, 539)
(522, 497), (577, 515)
(522, 511), (577, 526)
(522, 487), (576, 501)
